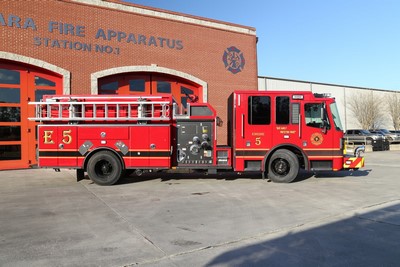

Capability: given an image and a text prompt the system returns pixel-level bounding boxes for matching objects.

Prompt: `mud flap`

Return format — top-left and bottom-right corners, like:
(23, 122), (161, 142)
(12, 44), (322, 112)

(77, 169), (85, 182)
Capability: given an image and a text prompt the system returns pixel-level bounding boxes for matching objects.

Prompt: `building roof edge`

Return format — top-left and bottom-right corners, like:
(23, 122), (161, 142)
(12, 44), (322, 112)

(259, 76), (400, 93)
(71, 0), (257, 35)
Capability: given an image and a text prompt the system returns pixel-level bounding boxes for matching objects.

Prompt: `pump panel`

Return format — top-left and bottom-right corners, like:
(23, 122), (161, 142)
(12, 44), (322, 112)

(176, 121), (213, 166)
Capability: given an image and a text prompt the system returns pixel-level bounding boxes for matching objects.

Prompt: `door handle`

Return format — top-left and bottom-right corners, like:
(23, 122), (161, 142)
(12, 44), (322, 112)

(298, 114), (301, 138)
(241, 114), (244, 138)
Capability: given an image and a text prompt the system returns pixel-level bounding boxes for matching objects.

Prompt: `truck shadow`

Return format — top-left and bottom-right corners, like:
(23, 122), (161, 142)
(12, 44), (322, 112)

(290, 169), (370, 183)
(117, 171), (263, 185)
(313, 169), (371, 179)
(116, 169), (371, 185)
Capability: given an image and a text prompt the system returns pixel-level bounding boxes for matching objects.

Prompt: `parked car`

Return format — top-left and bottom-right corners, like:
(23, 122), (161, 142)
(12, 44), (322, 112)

(344, 129), (389, 151)
(372, 129), (400, 143)
(344, 129), (384, 144)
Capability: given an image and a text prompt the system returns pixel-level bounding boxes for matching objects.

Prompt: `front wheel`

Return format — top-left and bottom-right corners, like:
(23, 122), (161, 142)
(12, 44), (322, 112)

(87, 151), (122, 185)
(267, 149), (299, 183)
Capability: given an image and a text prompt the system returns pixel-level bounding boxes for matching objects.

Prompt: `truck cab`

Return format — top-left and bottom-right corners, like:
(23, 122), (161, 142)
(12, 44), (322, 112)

(230, 91), (348, 182)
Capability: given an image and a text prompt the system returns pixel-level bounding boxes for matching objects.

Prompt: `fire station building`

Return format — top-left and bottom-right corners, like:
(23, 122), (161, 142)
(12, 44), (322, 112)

(0, 0), (258, 170)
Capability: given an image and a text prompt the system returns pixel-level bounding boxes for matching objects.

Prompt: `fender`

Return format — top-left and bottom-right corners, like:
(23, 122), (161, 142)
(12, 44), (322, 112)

(262, 143), (309, 173)
(83, 147), (125, 171)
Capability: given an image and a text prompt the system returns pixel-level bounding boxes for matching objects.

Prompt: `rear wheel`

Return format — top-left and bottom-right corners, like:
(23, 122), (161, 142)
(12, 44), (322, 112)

(87, 151), (122, 185)
(268, 149), (299, 183)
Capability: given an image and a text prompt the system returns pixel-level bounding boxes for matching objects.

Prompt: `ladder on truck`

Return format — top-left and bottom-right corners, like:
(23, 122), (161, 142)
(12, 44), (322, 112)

(29, 95), (172, 122)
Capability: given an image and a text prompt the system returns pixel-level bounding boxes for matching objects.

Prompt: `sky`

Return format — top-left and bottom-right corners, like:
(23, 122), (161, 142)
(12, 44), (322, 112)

(126, 0), (400, 91)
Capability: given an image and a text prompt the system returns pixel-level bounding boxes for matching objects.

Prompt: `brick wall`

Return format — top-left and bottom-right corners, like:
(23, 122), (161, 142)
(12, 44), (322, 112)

(1, 0), (258, 144)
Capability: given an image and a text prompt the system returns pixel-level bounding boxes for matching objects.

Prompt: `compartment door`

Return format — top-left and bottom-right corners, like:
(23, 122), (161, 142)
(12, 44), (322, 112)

(38, 125), (77, 167)
(129, 125), (171, 168)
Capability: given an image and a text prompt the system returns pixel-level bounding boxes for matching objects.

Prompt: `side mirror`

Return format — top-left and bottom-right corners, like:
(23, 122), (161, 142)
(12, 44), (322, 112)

(320, 103), (328, 134)
(321, 119), (328, 134)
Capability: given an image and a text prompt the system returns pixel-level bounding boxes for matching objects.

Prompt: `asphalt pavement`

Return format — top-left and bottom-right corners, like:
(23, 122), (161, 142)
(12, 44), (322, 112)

(1, 151), (400, 266)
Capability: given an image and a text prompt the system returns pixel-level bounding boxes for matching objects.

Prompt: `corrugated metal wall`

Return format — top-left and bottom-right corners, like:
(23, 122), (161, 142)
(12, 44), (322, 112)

(258, 76), (400, 130)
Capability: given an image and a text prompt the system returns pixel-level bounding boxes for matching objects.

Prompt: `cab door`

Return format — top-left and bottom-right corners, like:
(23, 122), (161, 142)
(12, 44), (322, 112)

(301, 101), (337, 170)
(269, 95), (301, 148)
(234, 92), (272, 171)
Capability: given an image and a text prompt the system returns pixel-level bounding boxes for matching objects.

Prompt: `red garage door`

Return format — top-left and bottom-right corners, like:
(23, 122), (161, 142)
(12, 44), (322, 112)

(99, 73), (202, 111)
(0, 61), (62, 170)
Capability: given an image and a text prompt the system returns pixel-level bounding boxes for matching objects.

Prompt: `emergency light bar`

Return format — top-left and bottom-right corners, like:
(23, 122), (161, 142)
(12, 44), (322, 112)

(314, 93), (332, 98)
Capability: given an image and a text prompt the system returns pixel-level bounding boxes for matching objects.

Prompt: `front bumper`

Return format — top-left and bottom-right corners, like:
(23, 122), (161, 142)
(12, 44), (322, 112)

(343, 145), (365, 169)
(343, 156), (365, 169)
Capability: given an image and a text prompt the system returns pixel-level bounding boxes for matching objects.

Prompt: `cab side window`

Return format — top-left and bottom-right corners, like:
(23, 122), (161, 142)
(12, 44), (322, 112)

(248, 96), (271, 125)
(276, 96), (290, 124)
(305, 103), (330, 129)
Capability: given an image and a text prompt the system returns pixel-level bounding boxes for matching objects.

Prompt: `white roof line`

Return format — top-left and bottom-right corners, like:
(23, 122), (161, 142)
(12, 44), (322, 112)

(72, 0), (256, 35)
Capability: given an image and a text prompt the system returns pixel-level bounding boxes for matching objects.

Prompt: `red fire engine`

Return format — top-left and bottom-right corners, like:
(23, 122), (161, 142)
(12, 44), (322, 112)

(29, 91), (364, 185)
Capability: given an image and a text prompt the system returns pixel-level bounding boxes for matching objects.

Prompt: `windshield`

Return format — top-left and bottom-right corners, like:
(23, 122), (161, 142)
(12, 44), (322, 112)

(329, 102), (343, 131)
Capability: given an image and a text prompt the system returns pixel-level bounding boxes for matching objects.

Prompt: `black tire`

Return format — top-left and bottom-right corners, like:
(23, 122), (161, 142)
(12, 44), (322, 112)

(267, 149), (299, 183)
(87, 151), (122, 185)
